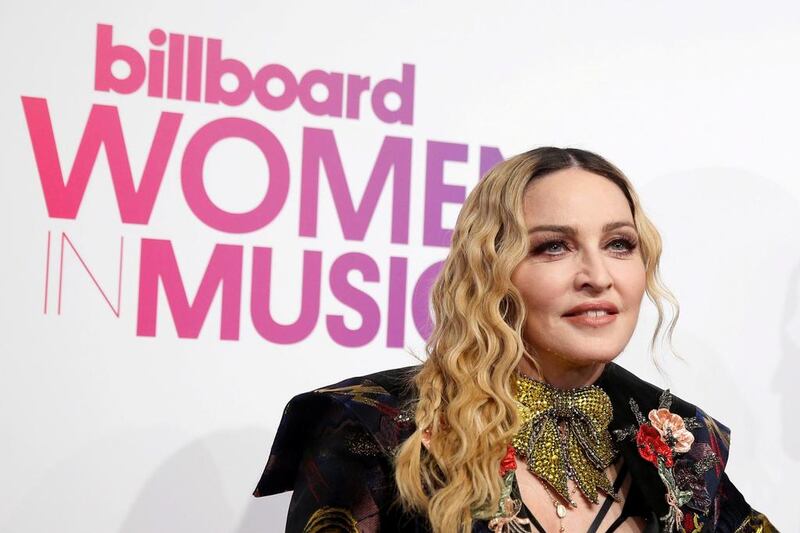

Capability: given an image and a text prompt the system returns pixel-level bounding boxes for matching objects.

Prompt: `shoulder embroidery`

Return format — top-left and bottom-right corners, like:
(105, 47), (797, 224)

(303, 506), (358, 533)
(344, 428), (384, 457)
(313, 384), (389, 407)
(734, 510), (779, 533)
(613, 389), (719, 533)
(313, 380), (417, 459)
(472, 445), (536, 532)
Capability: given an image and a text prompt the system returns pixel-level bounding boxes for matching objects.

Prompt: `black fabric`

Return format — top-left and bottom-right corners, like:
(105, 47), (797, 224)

(253, 362), (776, 532)
(587, 461), (629, 532)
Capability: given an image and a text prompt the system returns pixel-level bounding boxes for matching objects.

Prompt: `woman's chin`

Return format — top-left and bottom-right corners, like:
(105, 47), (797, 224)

(548, 346), (622, 367)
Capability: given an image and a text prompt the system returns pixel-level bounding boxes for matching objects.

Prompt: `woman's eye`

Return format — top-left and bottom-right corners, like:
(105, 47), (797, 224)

(532, 240), (569, 255)
(608, 237), (638, 254)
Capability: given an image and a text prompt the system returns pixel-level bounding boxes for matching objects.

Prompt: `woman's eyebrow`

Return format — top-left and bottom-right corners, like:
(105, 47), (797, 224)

(527, 221), (636, 235)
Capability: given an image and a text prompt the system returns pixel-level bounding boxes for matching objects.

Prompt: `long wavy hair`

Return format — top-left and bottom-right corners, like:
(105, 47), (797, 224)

(391, 147), (680, 532)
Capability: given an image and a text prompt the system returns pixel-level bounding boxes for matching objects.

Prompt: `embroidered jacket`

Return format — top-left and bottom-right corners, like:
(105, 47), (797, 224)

(253, 362), (777, 532)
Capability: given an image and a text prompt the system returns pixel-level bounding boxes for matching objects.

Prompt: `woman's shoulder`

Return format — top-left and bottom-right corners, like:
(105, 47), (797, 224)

(602, 362), (733, 483)
(603, 362), (731, 445)
(252, 364), (421, 498)
(602, 362), (780, 532)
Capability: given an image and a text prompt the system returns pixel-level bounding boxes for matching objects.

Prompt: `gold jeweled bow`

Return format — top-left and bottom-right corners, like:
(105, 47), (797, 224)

(512, 371), (619, 506)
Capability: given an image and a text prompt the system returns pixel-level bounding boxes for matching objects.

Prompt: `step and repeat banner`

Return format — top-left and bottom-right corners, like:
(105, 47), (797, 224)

(1, 2), (797, 531)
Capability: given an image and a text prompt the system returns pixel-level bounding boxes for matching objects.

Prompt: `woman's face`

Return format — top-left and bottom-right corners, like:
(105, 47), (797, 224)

(510, 167), (647, 370)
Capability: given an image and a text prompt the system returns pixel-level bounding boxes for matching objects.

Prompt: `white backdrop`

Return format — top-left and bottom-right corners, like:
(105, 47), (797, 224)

(1, 1), (797, 531)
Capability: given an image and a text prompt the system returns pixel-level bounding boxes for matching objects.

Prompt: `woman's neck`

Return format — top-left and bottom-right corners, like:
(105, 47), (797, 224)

(516, 356), (607, 390)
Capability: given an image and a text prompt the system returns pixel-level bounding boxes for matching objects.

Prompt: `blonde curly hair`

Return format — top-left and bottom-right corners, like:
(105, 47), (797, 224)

(391, 147), (680, 532)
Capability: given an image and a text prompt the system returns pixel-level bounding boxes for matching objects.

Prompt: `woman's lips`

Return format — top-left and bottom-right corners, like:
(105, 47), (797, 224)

(563, 311), (618, 327)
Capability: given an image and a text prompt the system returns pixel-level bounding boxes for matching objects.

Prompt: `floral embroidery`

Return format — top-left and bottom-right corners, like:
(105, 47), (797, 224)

(487, 496), (535, 533)
(682, 510), (704, 532)
(636, 423), (674, 467)
(500, 444), (517, 476)
(472, 444), (535, 532)
(649, 408), (695, 453)
(614, 389), (718, 533)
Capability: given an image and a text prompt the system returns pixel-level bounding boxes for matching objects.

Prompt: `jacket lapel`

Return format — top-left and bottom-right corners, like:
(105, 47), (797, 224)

(596, 362), (676, 522)
(597, 362), (728, 532)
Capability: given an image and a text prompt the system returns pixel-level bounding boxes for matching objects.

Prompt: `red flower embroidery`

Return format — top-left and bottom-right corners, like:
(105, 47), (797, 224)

(636, 424), (674, 467)
(616, 392), (717, 533)
(682, 510), (701, 532)
(499, 444), (517, 476)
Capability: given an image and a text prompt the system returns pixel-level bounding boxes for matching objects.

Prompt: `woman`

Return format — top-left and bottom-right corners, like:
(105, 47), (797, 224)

(253, 147), (777, 532)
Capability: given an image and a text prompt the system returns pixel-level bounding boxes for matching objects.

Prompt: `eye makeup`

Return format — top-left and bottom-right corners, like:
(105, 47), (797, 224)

(529, 233), (639, 258)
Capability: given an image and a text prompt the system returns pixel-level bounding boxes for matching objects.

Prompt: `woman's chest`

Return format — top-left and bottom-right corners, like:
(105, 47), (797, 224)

(512, 456), (648, 533)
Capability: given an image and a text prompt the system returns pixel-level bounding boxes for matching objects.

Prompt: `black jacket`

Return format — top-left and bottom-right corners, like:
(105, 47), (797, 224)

(253, 362), (777, 532)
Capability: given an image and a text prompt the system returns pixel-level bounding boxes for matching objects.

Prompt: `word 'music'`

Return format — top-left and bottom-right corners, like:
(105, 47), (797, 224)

(94, 23), (415, 124)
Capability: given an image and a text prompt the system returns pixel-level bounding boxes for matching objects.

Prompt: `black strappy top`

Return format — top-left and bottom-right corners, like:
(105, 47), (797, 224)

(510, 458), (654, 533)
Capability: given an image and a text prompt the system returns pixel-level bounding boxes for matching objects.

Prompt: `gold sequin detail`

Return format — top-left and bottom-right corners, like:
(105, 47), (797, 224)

(734, 511), (779, 533)
(512, 371), (618, 505)
(313, 384), (387, 407)
(303, 506), (358, 532)
(345, 429), (383, 456)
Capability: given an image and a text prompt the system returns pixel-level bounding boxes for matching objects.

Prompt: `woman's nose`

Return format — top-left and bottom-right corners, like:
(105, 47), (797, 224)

(574, 249), (613, 291)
